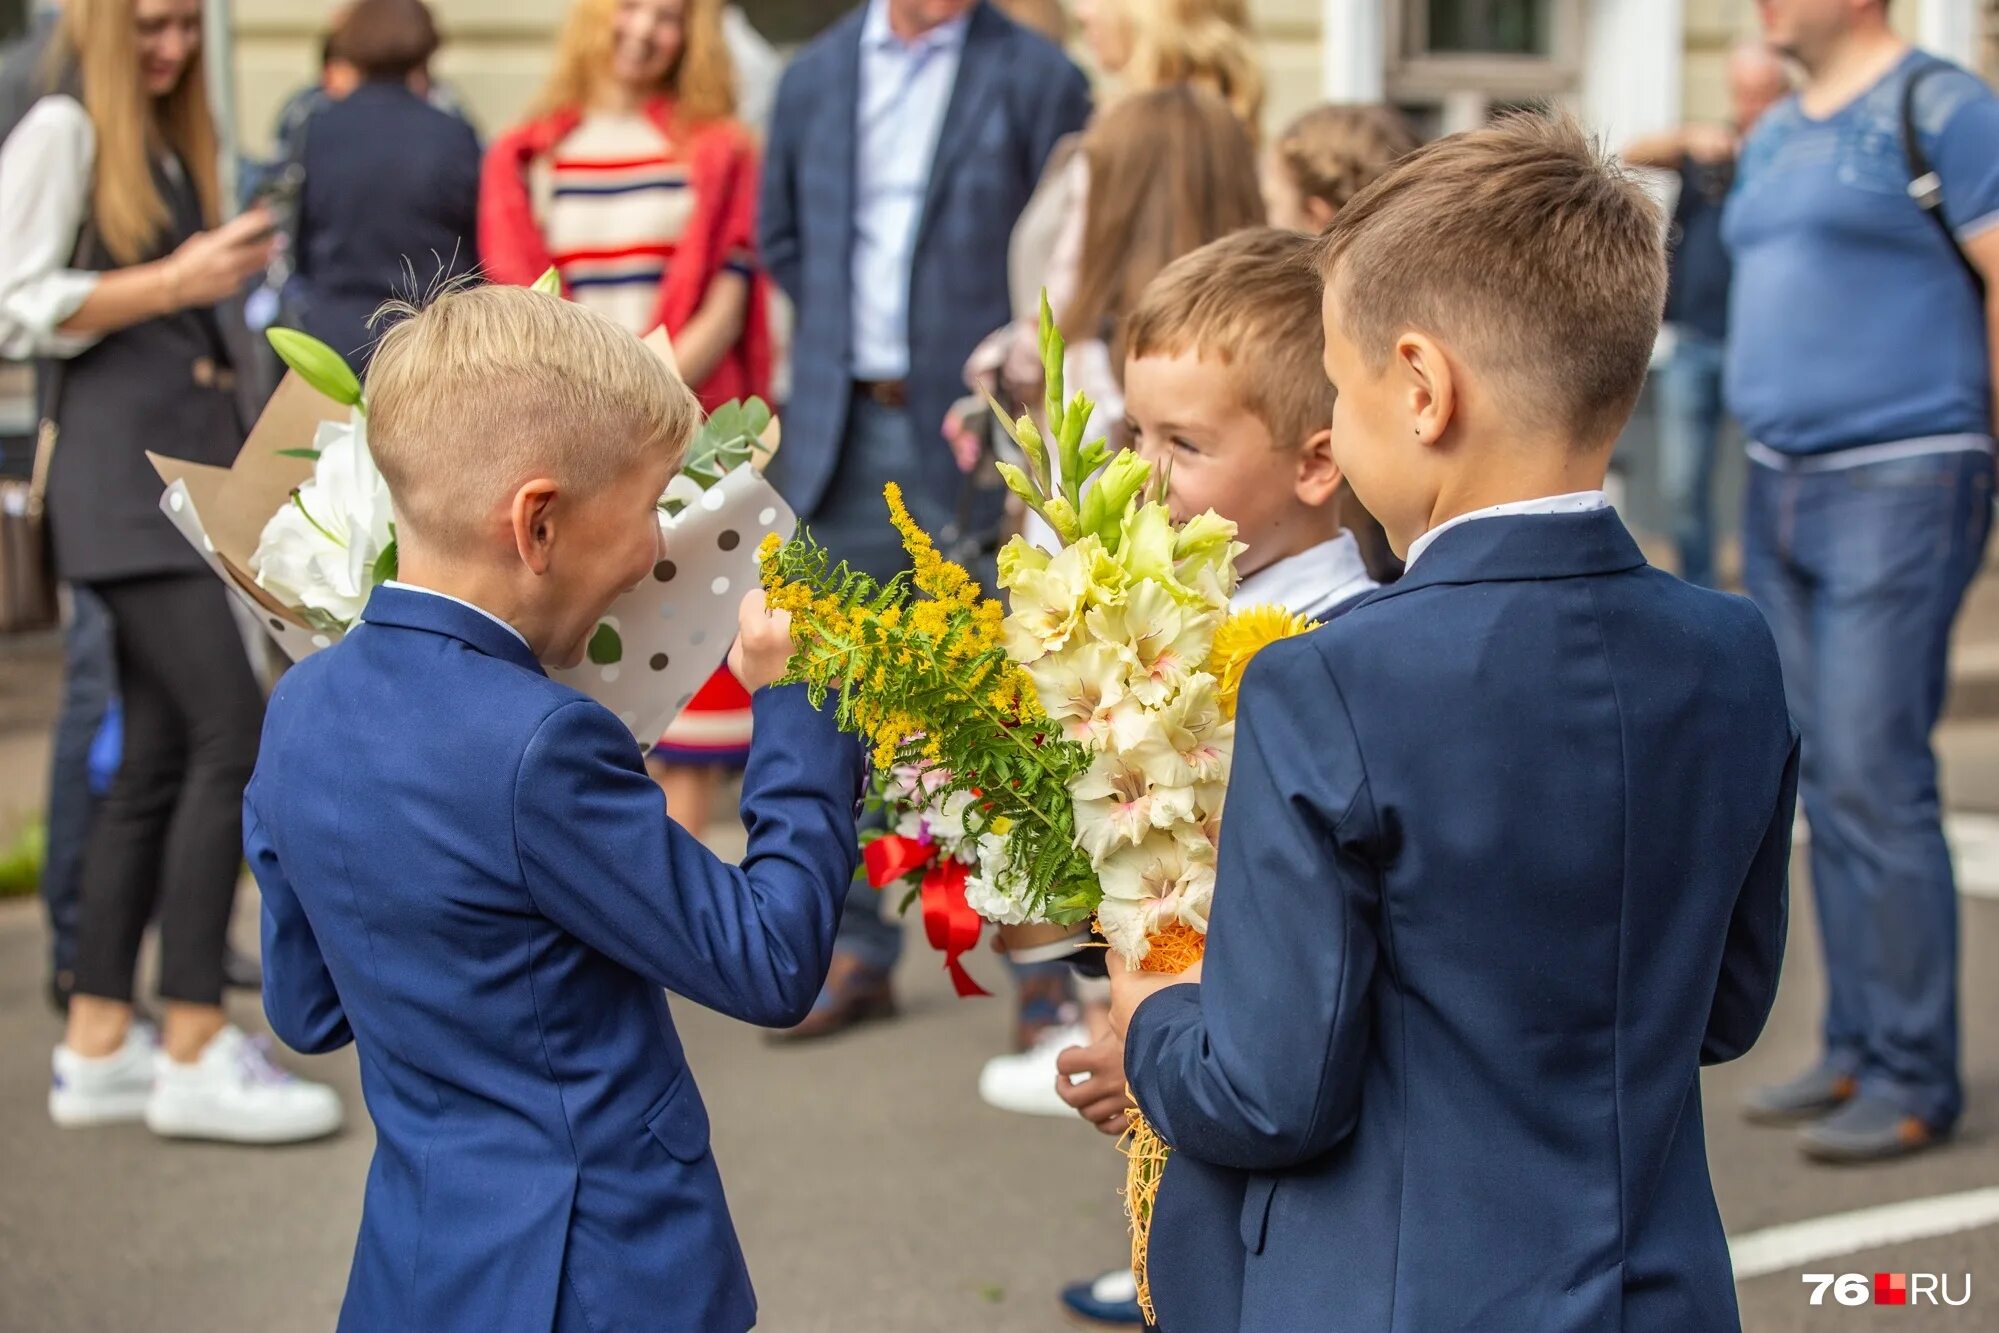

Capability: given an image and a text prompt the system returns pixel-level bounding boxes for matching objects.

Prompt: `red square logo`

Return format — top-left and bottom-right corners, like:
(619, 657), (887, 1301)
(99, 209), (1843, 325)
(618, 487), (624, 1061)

(1875, 1273), (1908, 1306)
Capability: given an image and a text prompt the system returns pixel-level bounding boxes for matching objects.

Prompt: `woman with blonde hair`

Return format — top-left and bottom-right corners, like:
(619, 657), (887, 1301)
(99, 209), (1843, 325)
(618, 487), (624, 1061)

(0, 0), (343, 1142)
(953, 0), (1263, 469)
(481, 0), (768, 835)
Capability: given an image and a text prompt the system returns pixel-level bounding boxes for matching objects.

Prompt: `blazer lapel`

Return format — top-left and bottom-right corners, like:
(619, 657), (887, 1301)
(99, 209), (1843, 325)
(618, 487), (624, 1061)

(915, 3), (1008, 252)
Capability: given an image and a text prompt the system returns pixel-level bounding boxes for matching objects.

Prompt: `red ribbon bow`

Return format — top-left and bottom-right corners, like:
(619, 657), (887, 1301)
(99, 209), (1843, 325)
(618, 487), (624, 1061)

(864, 835), (990, 998)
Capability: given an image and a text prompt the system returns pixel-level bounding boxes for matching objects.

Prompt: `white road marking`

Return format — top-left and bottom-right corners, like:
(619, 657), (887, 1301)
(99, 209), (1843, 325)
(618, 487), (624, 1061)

(1730, 1187), (1999, 1281)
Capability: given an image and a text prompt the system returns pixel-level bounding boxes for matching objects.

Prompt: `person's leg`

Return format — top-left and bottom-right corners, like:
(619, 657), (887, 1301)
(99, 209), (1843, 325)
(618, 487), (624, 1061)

(649, 762), (719, 836)
(41, 584), (114, 1001)
(1739, 460), (1868, 1110)
(146, 576), (264, 1057)
(1655, 332), (1726, 588)
(1804, 452), (1989, 1138)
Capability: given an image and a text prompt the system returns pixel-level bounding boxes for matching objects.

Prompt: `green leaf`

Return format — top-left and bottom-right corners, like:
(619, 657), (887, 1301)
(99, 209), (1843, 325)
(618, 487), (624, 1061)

(267, 327), (363, 407)
(531, 266), (564, 296)
(371, 539), (398, 585)
(275, 448), (322, 460)
(587, 622), (623, 665)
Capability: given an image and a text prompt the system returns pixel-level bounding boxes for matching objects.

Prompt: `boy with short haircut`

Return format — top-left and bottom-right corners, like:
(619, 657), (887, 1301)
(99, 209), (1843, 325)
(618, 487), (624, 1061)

(1111, 115), (1798, 1331)
(248, 285), (863, 1333)
(1051, 227), (1384, 1325)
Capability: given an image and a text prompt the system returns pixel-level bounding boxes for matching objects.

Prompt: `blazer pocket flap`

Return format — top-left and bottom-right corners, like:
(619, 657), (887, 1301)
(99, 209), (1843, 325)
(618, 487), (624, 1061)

(644, 1080), (713, 1163)
(1240, 1176), (1277, 1254)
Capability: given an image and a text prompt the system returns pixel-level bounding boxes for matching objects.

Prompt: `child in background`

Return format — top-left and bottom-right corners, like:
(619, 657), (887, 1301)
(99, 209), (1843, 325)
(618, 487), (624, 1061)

(1261, 102), (1419, 235)
(1111, 114), (1797, 1332)
(250, 286), (864, 1332)
(1051, 227), (1385, 1327)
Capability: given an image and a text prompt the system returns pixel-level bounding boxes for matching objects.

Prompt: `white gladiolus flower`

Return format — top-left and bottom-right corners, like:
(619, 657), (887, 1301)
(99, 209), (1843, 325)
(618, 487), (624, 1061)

(1152, 673), (1233, 784)
(1085, 581), (1219, 709)
(1001, 534), (1125, 665)
(1095, 832), (1216, 962)
(1028, 640), (1143, 747)
(1073, 744), (1198, 860)
(964, 832), (1041, 926)
(250, 413), (395, 628)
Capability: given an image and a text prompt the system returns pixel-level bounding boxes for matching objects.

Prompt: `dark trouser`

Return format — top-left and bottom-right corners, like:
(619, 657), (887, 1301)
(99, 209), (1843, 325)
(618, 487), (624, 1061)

(1741, 446), (1994, 1131)
(43, 585), (114, 984)
(804, 393), (1004, 974)
(1655, 328), (1728, 588)
(71, 574), (264, 1006)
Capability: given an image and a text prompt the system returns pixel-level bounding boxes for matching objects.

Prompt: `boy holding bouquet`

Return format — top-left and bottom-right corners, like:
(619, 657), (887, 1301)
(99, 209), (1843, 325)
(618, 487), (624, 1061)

(247, 286), (863, 1333)
(1053, 227), (1383, 1325)
(1112, 115), (1797, 1331)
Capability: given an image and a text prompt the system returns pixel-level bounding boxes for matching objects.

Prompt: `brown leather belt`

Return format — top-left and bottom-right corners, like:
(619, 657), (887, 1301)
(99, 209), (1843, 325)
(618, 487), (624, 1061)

(852, 378), (908, 409)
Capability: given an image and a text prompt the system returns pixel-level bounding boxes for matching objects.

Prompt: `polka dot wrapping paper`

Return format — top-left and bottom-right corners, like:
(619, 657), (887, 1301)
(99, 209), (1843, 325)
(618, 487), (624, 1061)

(154, 399), (796, 747)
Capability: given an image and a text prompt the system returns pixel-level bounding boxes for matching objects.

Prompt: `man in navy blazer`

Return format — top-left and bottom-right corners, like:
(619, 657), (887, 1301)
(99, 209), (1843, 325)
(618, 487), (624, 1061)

(1112, 116), (1799, 1331)
(757, 0), (1089, 1032)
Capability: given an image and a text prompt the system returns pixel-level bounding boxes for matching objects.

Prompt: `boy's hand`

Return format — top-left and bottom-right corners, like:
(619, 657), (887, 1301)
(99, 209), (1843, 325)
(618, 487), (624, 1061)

(1108, 958), (1202, 1041)
(1056, 1033), (1130, 1136)
(728, 589), (795, 691)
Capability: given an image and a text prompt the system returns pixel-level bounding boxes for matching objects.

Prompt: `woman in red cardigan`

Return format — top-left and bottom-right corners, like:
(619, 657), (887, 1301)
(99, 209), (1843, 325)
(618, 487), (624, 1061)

(481, 0), (769, 831)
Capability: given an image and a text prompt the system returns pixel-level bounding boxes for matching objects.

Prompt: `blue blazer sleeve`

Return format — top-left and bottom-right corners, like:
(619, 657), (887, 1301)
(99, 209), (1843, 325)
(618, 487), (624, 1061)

(1702, 729), (1798, 1065)
(513, 685), (865, 1027)
(1027, 54), (1092, 179)
(1124, 639), (1379, 1172)
(248, 798), (354, 1056)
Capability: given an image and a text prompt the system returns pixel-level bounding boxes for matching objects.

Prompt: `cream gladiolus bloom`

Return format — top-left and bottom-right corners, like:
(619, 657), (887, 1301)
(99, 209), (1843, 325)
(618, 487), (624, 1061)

(1095, 831), (1217, 961)
(1028, 640), (1143, 747)
(1085, 581), (1219, 709)
(1153, 673), (1233, 784)
(1001, 534), (1126, 665)
(1073, 743), (1199, 860)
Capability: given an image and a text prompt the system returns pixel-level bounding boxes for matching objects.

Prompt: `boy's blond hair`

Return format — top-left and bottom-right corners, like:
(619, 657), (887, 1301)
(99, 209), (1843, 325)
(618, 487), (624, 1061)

(1274, 103), (1420, 216)
(1317, 112), (1666, 445)
(1125, 227), (1334, 453)
(365, 285), (700, 547)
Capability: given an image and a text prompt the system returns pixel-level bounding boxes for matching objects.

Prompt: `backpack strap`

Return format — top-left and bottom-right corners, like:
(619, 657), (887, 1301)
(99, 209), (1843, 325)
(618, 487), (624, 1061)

(1902, 59), (1989, 299)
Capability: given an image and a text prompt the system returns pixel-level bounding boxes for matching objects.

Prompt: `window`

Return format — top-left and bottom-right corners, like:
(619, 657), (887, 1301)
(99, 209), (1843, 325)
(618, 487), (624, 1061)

(1388, 0), (1584, 133)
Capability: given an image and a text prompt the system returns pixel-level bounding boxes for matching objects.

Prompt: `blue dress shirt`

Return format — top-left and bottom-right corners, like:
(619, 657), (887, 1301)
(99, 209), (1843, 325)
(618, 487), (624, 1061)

(849, 0), (970, 380)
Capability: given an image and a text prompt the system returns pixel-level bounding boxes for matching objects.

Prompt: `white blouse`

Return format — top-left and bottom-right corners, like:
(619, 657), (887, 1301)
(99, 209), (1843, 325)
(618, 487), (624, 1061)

(0, 93), (104, 360)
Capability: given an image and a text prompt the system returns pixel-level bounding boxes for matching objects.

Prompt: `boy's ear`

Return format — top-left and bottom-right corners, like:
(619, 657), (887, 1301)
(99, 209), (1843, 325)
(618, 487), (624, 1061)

(1396, 331), (1455, 449)
(1294, 426), (1346, 508)
(1304, 197), (1340, 233)
(510, 478), (562, 575)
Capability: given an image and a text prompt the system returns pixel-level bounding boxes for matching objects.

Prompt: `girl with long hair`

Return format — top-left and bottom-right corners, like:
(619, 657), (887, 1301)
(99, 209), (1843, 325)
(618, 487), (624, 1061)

(480, 0), (769, 835)
(0, 0), (342, 1141)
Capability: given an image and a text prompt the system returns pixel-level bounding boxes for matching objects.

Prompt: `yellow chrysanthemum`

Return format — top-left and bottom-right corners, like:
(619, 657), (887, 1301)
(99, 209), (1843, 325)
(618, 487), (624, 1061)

(1207, 605), (1317, 718)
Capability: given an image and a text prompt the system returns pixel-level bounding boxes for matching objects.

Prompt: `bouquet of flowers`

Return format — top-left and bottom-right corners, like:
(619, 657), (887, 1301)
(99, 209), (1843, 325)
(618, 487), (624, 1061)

(759, 298), (1312, 1315)
(152, 272), (794, 745)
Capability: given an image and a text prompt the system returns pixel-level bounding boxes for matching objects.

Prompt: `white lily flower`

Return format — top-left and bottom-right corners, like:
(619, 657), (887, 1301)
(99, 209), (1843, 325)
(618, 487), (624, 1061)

(250, 412), (395, 627)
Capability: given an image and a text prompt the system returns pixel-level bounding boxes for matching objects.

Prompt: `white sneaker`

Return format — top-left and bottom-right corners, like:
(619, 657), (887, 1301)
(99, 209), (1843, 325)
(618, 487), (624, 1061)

(978, 1021), (1089, 1117)
(145, 1026), (344, 1145)
(50, 1025), (158, 1127)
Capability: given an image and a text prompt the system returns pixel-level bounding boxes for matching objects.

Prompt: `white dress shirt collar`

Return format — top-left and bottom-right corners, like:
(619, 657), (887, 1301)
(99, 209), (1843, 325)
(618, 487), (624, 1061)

(383, 581), (531, 650)
(862, 0), (972, 52)
(1234, 533), (1379, 620)
(1404, 491), (1610, 569)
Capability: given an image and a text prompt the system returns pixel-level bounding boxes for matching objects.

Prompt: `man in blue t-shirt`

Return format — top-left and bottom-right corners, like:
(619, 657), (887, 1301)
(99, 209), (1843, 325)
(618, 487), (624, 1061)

(1625, 41), (1790, 587)
(1725, 0), (1999, 1165)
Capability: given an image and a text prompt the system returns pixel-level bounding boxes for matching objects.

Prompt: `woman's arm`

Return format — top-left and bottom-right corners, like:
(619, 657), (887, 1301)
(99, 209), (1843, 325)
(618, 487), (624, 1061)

(671, 269), (750, 389)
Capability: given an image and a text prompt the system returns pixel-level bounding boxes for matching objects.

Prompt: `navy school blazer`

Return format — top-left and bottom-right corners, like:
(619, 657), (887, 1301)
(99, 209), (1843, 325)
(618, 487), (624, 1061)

(1126, 507), (1798, 1333)
(247, 586), (865, 1332)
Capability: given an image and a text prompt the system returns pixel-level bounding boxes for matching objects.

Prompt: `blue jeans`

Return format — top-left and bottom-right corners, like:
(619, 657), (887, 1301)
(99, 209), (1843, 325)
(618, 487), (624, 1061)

(43, 585), (114, 982)
(1742, 448), (1994, 1130)
(1656, 329), (1728, 588)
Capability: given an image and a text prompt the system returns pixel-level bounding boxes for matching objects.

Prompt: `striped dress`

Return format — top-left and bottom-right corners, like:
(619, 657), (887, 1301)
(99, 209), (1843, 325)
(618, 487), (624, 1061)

(545, 111), (754, 766)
